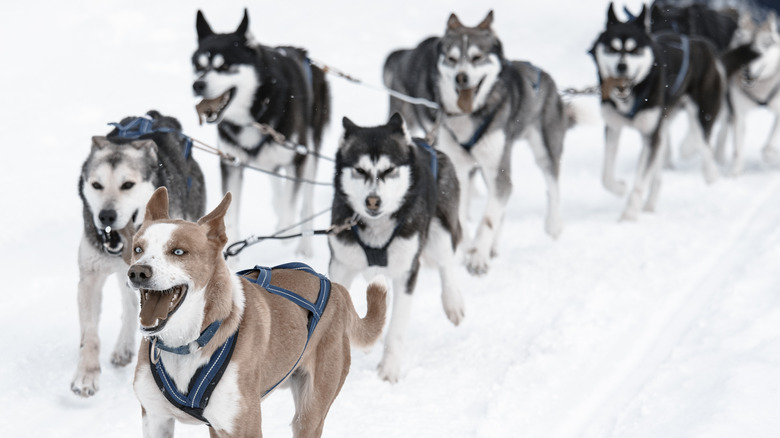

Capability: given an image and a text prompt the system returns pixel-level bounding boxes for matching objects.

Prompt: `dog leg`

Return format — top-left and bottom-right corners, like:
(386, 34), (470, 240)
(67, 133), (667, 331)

(643, 171), (662, 213)
(296, 155), (317, 257)
(141, 410), (175, 438)
(622, 131), (667, 221)
(603, 125), (626, 196)
(378, 276), (415, 383)
(71, 242), (109, 397)
(527, 128), (563, 239)
(762, 107), (780, 163)
(111, 278), (138, 367)
(291, 337), (349, 438)
(221, 160), (245, 248)
(426, 219), (465, 325)
(715, 101), (732, 165)
(687, 109), (720, 184)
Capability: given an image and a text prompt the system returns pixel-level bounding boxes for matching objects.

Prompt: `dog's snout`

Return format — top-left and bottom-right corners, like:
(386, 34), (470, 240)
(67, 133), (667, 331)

(365, 196), (381, 211)
(98, 209), (117, 227)
(128, 264), (153, 285)
(456, 72), (469, 87)
(193, 81), (206, 94)
(616, 62), (627, 74)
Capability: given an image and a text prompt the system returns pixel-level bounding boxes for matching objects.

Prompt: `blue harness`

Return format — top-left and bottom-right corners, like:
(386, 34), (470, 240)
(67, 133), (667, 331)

(148, 262), (331, 425)
(351, 139), (438, 267)
(108, 115), (195, 193)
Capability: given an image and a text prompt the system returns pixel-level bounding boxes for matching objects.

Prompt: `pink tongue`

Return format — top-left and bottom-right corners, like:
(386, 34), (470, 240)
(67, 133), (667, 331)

(457, 88), (475, 113)
(139, 292), (175, 327)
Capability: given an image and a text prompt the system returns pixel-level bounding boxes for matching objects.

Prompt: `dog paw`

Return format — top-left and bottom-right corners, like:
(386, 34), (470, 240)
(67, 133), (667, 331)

(71, 369), (100, 398)
(377, 356), (402, 384)
(619, 209), (639, 222)
(546, 219), (563, 240)
(442, 291), (465, 326)
(604, 180), (626, 197)
(110, 348), (135, 367)
(465, 249), (490, 276)
(295, 239), (313, 258)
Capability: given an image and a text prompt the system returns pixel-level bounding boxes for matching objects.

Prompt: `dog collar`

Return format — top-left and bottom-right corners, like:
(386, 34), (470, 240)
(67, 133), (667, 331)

(150, 320), (222, 355)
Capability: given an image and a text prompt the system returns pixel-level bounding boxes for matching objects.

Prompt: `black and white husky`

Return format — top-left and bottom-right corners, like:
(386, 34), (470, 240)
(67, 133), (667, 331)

(384, 11), (569, 276)
(723, 12), (780, 176)
(589, 3), (726, 221)
(328, 113), (464, 383)
(72, 111), (205, 397)
(192, 9), (330, 256)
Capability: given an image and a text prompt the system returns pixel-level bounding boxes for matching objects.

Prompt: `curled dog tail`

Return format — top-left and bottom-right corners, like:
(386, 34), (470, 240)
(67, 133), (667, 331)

(347, 279), (387, 349)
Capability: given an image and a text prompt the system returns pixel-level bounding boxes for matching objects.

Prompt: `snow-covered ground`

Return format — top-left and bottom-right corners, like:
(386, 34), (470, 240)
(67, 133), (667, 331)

(2, 1), (779, 436)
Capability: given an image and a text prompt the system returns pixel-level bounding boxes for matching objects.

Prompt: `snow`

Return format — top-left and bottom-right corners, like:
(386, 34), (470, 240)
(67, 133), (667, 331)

(2, 1), (779, 436)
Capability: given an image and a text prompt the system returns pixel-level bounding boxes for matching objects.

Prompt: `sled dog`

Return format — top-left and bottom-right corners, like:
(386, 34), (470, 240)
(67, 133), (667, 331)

(384, 11), (569, 275)
(71, 111), (205, 397)
(328, 113), (464, 383)
(192, 9), (330, 256)
(130, 187), (386, 437)
(589, 3), (726, 220)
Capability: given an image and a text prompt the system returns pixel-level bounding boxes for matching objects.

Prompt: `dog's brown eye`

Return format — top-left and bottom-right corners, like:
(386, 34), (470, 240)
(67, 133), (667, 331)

(351, 168), (368, 179)
(447, 56), (458, 64)
(121, 181), (135, 190)
(91, 182), (103, 190)
(472, 54), (483, 63)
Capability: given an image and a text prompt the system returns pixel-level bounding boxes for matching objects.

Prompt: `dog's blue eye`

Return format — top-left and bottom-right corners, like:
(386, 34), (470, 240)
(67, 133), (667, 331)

(91, 182), (104, 190)
(172, 249), (185, 256)
(134, 247), (142, 254)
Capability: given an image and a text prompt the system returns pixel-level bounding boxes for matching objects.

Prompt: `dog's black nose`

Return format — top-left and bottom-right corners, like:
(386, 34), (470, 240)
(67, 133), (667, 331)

(99, 209), (117, 227)
(193, 81), (206, 94)
(365, 196), (381, 211)
(128, 264), (153, 286)
(456, 72), (469, 87)
(616, 62), (627, 74)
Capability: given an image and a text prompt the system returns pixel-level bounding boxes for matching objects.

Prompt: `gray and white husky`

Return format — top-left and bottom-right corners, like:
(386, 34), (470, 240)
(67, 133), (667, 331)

(384, 11), (569, 276)
(328, 113), (464, 383)
(722, 11), (780, 176)
(589, 3), (726, 221)
(71, 111), (205, 397)
(192, 9), (330, 256)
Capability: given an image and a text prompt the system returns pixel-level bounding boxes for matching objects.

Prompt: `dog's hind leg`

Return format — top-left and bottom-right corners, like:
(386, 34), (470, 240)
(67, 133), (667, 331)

(688, 101), (720, 184)
(71, 241), (109, 397)
(291, 336), (349, 438)
(761, 105), (780, 163)
(111, 279), (138, 367)
(221, 160), (245, 250)
(378, 274), (417, 383)
(295, 154), (317, 257)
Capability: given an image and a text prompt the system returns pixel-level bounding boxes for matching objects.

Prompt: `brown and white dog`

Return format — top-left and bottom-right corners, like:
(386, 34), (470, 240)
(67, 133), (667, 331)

(128, 187), (387, 437)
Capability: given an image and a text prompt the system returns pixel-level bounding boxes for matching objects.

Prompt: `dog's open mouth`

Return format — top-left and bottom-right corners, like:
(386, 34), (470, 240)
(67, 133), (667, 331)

(138, 285), (188, 333)
(196, 88), (235, 125)
(455, 78), (485, 113)
(602, 76), (632, 100)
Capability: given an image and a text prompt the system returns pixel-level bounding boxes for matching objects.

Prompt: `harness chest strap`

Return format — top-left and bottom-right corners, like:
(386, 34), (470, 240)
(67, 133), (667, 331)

(148, 262), (331, 425)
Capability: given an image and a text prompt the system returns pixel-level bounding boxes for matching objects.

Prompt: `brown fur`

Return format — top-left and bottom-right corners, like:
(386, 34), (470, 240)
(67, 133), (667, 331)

(132, 187), (387, 437)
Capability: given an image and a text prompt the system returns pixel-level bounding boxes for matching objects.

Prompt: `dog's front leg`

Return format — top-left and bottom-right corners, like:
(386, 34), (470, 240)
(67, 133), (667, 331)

(71, 241), (109, 397)
(141, 410), (175, 438)
(761, 103), (780, 163)
(622, 130), (667, 221)
(603, 124), (626, 196)
(110, 278), (138, 367)
(221, 160), (245, 249)
(296, 155), (318, 257)
(378, 274), (417, 383)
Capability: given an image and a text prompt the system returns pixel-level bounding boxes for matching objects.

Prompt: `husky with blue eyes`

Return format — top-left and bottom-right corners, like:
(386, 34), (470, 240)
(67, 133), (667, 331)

(328, 113), (464, 383)
(590, 3), (727, 221)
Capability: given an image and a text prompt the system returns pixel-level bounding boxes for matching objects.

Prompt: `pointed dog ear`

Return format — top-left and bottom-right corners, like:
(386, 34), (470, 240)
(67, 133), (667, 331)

(91, 136), (112, 151)
(635, 5), (649, 31)
(447, 13), (464, 31)
(236, 8), (250, 37)
(607, 2), (620, 26)
(388, 112), (412, 145)
(196, 10), (214, 40)
(198, 192), (232, 247)
(477, 10), (494, 30)
(145, 187), (170, 222)
(342, 116), (359, 137)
